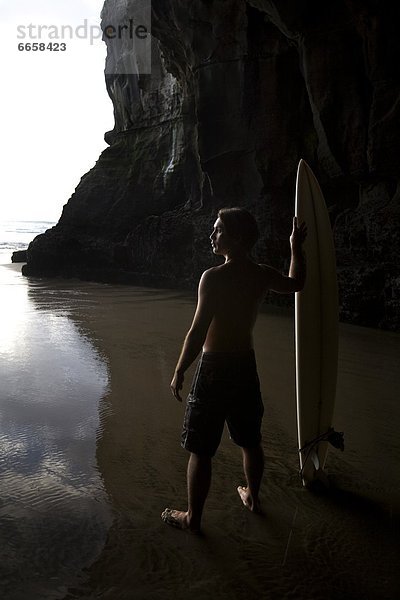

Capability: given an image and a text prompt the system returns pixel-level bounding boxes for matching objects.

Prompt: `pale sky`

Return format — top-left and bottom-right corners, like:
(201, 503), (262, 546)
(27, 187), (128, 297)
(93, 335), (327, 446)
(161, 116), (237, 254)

(0, 0), (115, 221)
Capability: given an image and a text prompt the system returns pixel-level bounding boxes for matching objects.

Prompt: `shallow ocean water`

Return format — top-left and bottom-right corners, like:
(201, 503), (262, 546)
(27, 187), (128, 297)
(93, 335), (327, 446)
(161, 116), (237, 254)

(0, 261), (399, 600)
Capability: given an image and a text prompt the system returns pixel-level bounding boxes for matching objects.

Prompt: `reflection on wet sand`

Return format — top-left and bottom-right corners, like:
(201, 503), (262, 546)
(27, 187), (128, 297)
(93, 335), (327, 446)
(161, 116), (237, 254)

(0, 266), (112, 600)
(1, 266), (399, 599)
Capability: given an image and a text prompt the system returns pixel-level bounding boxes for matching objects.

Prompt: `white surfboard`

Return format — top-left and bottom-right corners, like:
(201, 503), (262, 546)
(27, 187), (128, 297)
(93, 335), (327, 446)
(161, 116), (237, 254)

(295, 159), (339, 486)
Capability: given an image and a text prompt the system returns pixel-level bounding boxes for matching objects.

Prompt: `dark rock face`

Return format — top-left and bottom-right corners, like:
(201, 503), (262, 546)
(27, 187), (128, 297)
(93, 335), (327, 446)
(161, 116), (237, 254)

(23, 0), (400, 330)
(12, 250), (28, 263)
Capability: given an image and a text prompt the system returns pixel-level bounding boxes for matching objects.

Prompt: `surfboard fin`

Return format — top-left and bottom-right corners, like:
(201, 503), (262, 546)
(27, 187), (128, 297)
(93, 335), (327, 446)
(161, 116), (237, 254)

(310, 449), (320, 470)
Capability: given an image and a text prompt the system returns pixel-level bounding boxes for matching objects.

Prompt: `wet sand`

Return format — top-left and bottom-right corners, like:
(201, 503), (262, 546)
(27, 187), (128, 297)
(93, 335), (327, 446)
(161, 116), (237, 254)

(1, 266), (399, 599)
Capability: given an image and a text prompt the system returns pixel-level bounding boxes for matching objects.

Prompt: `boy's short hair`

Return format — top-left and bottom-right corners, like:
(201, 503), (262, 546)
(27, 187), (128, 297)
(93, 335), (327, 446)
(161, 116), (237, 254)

(217, 207), (259, 251)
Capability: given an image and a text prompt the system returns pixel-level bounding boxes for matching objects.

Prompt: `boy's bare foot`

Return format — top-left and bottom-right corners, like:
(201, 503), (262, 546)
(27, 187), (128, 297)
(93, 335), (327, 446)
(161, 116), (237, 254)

(161, 508), (201, 534)
(237, 486), (263, 514)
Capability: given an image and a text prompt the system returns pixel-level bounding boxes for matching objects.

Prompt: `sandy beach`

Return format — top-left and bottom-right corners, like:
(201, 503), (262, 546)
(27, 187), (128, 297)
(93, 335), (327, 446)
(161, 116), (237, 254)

(0, 263), (399, 600)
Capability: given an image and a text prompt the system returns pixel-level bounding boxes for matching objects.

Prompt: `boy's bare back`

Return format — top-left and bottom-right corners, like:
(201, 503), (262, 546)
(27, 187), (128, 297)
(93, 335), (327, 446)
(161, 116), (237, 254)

(203, 259), (270, 352)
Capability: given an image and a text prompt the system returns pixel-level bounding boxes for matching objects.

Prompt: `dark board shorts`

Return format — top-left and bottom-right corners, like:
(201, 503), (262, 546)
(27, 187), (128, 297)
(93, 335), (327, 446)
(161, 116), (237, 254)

(181, 350), (264, 457)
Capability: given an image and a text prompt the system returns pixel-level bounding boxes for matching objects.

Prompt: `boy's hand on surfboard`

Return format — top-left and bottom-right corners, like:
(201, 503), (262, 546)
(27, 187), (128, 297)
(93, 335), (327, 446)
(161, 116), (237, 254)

(290, 217), (307, 249)
(171, 371), (184, 402)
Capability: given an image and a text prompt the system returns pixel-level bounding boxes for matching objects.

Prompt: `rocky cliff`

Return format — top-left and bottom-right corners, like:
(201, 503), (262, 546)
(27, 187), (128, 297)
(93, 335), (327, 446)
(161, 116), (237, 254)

(23, 0), (400, 330)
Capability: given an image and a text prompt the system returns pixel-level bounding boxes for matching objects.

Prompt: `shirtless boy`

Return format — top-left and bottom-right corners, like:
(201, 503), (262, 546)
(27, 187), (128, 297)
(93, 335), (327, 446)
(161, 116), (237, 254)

(162, 207), (307, 532)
